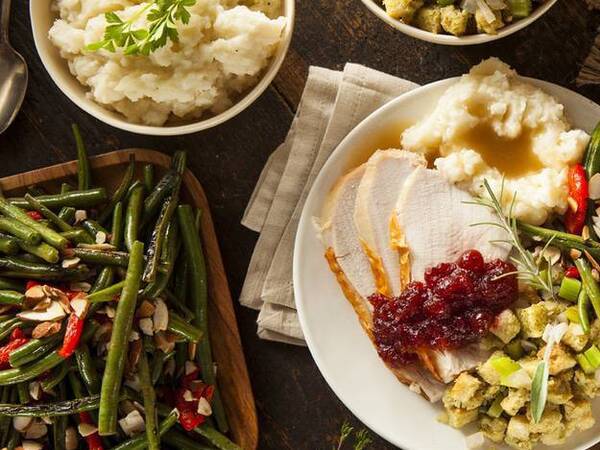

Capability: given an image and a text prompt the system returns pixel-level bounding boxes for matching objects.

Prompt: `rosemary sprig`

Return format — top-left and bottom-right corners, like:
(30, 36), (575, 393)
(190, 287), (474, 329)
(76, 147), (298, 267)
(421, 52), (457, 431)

(334, 421), (372, 450)
(86, 0), (196, 56)
(467, 179), (555, 299)
(334, 421), (354, 450)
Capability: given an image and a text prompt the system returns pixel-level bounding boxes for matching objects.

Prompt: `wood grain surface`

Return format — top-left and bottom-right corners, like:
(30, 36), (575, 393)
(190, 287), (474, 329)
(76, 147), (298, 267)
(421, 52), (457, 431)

(1, 1), (600, 449)
(0, 149), (258, 449)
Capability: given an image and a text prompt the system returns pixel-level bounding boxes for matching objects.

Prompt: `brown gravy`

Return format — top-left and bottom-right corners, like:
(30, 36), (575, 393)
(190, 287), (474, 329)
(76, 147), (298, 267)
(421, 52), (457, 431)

(455, 122), (543, 178)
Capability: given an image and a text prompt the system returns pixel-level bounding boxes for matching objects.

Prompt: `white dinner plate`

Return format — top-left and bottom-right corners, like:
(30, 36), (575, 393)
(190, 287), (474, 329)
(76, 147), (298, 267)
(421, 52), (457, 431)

(294, 76), (600, 450)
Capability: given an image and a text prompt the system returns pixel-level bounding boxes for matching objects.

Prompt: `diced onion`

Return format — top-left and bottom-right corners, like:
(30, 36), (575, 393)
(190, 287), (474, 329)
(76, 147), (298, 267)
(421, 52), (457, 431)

(476, 0), (497, 23)
(461, 0), (478, 13)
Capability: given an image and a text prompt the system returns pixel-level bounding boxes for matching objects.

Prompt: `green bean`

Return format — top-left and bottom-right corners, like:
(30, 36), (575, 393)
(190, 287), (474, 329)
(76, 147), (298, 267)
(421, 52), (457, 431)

(163, 430), (213, 450)
(0, 217), (40, 245)
(16, 382), (28, 404)
(579, 286), (592, 334)
(24, 193), (73, 232)
(0, 394), (130, 417)
(0, 290), (23, 305)
(150, 350), (174, 385)
(67, 370), (84, 398)
(41, 361), (71, 392)
(0, 235), (17, 255)
(519, 222), (600, 260)
(97, 155), (136, 225)
(124, 183), (144, 253)
(53, 382), (68, 450)
(178, 205), (228, 432)
(72, 124), (92, 190)
(0, 387), (11, 446)
(98, 240), (144, 435)
(143, 219), (178, 298)
(0, 197), (67, 249)
(0, 278), (22, 292)
(194, 424), (241, 450)
(90, 267), (114, 297)
(138, 350), (159, 450)
(143, 164), (154, 192)
(110, 410), (178, 450)
(575, 258), (600, 318)
(111, 201), (124, 249)
(168, 313), (203, 342)
(0, 351), (64, 385)
(87, 280), (125, 303)
(0, 257), (90, 281)
(27, 185), (46, 197)
(0, 318), (23, 341)
(81, 219), (109, 241)
(61, 183), (74, 194)
(67, 248), (129, 267)
(81, 320), (99, 343)
(164, 288), (195, 323)
(57, 206), (76, 224)
(5, 427), (17, 450)
(142, 153), (185, 227)
(75, 344), (101, 395)
(8, 188), (108, 209)
(16, 240), (60, 264)
(9, 334), (62, 367)
(60, 229), (95, 245)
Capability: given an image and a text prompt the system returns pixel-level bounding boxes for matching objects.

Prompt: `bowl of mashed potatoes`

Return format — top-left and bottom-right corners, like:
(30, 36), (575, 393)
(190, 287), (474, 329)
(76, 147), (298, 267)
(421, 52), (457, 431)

(30, 0), (294, 135)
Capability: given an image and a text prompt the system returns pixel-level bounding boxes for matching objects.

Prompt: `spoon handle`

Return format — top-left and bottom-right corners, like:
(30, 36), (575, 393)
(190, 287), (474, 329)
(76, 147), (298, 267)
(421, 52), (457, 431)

(0, 0), (10, 42)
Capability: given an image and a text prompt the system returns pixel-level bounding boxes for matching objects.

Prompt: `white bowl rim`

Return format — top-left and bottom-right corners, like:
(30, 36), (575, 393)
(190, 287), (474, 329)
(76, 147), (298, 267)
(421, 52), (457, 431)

(30, 0), (295, 136)
(293, 75), (600, 450)
(360, 0), (557, 46)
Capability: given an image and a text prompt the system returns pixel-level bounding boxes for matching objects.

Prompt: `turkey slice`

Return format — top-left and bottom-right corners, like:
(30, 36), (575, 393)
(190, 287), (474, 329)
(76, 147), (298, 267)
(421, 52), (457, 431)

(394, 167), (511, 282)
(354, 150), (426, 296)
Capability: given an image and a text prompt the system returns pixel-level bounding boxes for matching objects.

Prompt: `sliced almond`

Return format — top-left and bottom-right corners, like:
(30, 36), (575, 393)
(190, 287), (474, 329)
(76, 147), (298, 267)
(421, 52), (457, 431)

(196, 397), (212, 416)
(590, 173), (600, 200)
(70, 297), (89, 319)
(13, 416), (33, 432)
(136, 301), (155, 319)
(593, 269), (600, 282)
(32, 321), (62, 339)
(21, 441), (43, 450)
(567, 196), (578, 213)
(69, 282), (92, 293)
(29, 382), (42, 401)
(31, 297), (51, 312)
(95, 231), (107, 245)
(24, 421), (47, 439)
(104, 306), (116, 319)
(118, 410), (145, 437)
(154, 332), (175, 353)
(18, 302), (66, 322)
(182, 390), (194, 402)
(40, 416), (53, 426)
(582, 225), (591, 241)
(74, 210), (87, 223)
(152, 299), (168, 332)
(65, 426), (79, 450)
(25, 285), (45, 301)
(77, 422), (98, 438)
(188, 342), (197, 361)
(185, 361), (198, 376)
(139, 318), (154, 336)
(127, 339), (142, 374)
(570, 249), (582, 260)
(129, 330), (140, 342)
(62, 257), (80, 269)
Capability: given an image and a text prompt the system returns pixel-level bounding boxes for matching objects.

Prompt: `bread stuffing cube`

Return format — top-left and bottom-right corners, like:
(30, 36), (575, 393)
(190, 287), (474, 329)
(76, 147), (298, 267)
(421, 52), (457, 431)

(490, 309), (521, 343)
(537, 344), (576, 375)
(446, 406), (479, 428)
(547, 372), (573, 405)
(573, 369), (600, 398)
(477, 351), (505, 385)
(501, 388), (528, 416)
(383, 0), (423, 22)
(414, 6), (442, 33)
(505, 415), (532, 450)
(440, 6), (470, 36)
(530, 407), (565, 445)
(480, 416), (507, 443)
(475, 9), (504, 34)
(564, 399), (595, 433)
(562, 323), (588, 352)
(443, 372), (484, 410)
(516, 304), (547, 338)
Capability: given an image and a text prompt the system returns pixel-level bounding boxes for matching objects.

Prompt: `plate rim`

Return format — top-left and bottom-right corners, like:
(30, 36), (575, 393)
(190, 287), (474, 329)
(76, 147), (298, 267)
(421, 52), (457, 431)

(293, 76), (600, 450)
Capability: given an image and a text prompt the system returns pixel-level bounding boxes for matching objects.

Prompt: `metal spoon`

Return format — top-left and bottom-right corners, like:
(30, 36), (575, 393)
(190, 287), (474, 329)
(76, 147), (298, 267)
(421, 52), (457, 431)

(0, 0), (27, 134)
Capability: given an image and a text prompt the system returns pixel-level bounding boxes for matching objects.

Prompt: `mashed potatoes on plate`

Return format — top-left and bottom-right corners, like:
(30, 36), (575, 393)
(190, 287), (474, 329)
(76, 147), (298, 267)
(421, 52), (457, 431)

(49, 0), (286, 126)
(401, 58), (590, 225)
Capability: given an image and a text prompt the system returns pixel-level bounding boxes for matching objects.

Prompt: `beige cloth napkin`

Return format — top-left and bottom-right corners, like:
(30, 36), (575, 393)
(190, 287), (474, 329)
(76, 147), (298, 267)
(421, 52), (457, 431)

(240, 63), (419, 345)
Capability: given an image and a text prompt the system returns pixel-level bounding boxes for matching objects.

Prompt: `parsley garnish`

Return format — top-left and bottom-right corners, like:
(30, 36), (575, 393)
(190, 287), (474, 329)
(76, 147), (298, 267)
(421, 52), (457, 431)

(86, 0), (196, 56)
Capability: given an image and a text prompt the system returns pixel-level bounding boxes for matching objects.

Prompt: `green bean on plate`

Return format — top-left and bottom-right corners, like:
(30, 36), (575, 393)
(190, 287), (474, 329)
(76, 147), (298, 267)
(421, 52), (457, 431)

(0, 135), (239, 450)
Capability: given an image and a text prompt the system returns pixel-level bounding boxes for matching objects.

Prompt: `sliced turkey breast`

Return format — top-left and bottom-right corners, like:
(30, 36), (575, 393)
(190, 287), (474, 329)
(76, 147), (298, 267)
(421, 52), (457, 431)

(394, 167), (511, 283)
(354, 150), (426, 296)
(417, 345), (491, 384)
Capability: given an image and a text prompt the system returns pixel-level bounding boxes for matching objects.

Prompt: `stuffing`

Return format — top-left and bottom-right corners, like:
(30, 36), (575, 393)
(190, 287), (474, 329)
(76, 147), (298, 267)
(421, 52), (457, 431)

(505, 415), (532, 450)
(541, 300), (567, 319)
(530, 407), (566, 445)
(537, 344), (576, 375)
(439, 5), (469, 36)
(443, 373), (484, 410)
(564, 399), (595, 433)
(475, 9), (504, 34)
(446, 406), (479, 429)
(516, 304), (548, 338)
(490, 309), (521, 344)
(573, 369), (600, 398)
(562, 323), (588, 352)
(480, 416), (507, 443)
(414, 6), (442, 33)
(501, 388), (528, 416)
(477, 351), (505, 385)
(547, 372), (573, 405)
(383, 0), (423, 21)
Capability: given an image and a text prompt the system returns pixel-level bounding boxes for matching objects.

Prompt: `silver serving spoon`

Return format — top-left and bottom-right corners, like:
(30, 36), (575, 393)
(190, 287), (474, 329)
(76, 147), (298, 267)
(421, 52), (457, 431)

(0, 0), (27, 134)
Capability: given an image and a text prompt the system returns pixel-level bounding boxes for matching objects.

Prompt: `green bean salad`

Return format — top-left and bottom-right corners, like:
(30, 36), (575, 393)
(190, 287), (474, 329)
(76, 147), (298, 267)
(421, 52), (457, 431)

(0, 125), (239, 450)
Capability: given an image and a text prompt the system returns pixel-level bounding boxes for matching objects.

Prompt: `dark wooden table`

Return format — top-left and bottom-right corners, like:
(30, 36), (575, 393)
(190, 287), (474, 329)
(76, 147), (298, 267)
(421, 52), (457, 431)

(2, 1), (600, 449)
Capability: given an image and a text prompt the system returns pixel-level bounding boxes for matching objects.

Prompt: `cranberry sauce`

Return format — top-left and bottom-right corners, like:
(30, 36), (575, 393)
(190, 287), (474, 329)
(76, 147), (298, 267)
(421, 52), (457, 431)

(369, 250), (518, 367)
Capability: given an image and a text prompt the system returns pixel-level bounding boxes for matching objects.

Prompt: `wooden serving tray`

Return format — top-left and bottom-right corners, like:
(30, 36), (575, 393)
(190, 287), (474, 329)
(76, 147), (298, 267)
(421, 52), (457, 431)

(0, 149), (258, 450)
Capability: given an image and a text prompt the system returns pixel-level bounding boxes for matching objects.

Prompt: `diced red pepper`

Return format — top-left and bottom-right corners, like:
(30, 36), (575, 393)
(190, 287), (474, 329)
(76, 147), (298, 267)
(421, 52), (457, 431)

(565, 164), (589, 235)
(175, 370), (214, 431)
(25, 281), (40, 291)
(9, 328), (25, 341)
(79, 412), (104, 450)
(0, 337), (29, 369)
(58, 314), (85, 358)
(26, 211), (44, 221)
(565, 266), (580, 279)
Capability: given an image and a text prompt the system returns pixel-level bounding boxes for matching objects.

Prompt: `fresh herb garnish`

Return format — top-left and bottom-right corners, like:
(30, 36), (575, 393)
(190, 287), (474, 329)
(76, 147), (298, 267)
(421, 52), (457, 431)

(334, 421), (372, 450)
(86, 0), (196, 56)
(468, 179), (556, 299)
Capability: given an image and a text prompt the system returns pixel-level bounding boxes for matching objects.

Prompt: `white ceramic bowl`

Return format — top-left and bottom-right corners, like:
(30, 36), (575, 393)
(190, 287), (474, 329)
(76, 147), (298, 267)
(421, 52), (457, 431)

(360, 0), (556, 45)
(30, 1), (295, 136)
(294, 77), (600, 450)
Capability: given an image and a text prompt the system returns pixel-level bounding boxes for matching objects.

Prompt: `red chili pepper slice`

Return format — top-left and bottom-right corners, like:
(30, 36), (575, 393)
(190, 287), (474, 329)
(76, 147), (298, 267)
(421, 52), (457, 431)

(9, 328), (25, 341)
(565, 164), (589, 235)
(58, 314), (84, 358)
(79, 412), (104, 450)
(565, 266), (580, 279)
(26, 211), (44, 221)
(0, 337), (28, 369)
(175, 387), (206, 431)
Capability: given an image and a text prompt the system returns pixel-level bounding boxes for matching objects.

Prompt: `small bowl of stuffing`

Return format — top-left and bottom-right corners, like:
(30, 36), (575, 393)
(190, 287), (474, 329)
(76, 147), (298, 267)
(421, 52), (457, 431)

(30, 0), (295, 135)
(360, 0), (557, 45)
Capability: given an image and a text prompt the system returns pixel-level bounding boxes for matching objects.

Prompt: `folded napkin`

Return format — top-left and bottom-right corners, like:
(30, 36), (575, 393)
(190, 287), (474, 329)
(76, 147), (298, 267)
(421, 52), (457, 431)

(239, 63), (419, 345)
